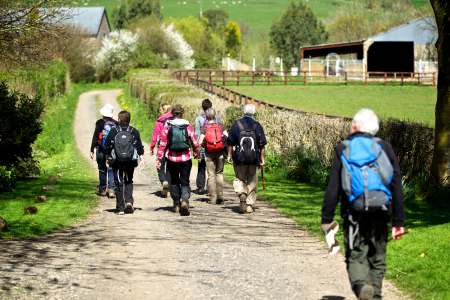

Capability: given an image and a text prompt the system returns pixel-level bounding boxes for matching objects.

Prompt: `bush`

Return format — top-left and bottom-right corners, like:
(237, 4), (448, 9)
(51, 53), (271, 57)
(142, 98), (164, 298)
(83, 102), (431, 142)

(0, 165), (16, 192)
(0, 82), (43, 188)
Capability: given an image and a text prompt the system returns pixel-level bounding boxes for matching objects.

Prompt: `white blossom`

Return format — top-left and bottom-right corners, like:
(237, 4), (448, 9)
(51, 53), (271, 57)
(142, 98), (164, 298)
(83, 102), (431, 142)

(162, 24), (195, 69)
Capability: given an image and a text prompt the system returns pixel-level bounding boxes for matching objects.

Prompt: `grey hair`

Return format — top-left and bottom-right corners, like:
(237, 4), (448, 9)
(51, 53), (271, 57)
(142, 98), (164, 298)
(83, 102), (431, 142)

(243, 104), (256, 115)
(205, 108), (216, 120)
(352, 108), (380, 135)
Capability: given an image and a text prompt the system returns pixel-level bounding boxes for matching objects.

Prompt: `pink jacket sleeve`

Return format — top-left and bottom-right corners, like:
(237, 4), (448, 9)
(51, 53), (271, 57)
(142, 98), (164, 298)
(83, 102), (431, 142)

(150, 120), (163, 150)
(187, 124), (200, 151)
(157, 124), (169, 160)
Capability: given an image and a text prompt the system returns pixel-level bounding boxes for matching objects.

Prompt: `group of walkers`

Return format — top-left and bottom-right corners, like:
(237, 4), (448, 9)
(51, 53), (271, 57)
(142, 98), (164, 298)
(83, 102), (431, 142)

(90, 100), (405, 300)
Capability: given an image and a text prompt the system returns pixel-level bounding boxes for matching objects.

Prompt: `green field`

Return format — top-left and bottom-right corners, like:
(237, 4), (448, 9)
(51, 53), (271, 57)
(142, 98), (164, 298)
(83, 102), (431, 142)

(72, 0), (429, 33)
(230, 85), (437, 127)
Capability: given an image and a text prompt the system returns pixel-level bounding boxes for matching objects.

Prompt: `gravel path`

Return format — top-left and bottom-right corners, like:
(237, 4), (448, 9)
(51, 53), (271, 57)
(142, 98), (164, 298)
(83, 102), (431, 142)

(0, 90), (405, 300)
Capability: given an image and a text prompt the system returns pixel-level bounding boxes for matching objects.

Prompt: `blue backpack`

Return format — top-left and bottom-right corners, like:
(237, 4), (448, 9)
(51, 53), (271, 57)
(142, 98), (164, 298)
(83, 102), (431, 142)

(340, 136), (394, 212)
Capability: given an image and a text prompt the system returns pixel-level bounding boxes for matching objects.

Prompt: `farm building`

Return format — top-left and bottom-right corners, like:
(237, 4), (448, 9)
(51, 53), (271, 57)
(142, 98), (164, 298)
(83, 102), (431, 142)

(57, 7), (111, 41)
(300, 17), (437, 79)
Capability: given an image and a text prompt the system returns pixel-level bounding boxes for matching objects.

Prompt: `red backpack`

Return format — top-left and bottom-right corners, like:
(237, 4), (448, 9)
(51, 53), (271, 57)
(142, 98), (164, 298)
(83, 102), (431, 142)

(204, 123), (224, 153)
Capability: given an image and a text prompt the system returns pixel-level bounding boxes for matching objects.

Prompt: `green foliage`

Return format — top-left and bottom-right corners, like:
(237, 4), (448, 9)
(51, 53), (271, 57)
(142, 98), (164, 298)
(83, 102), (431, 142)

(203, 9), (229, 31)
(0, 166), (16, 192)
(171, 16), (225, 68)
(269, 0), (327, 68)
(0, 82), (43, 187)
(114, 0), (161, 29)
(224, 21), (242, 58)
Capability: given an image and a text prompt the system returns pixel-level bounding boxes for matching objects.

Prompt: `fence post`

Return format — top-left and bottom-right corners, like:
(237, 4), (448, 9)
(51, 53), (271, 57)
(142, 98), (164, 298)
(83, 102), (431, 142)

(417, 73), (421, 85)
(284, 71), (288, 85)
(209, 71), (212, 85)
(365, 72), (368, 85)
(237, 71), (240, 86)
(303, 71), (307, 85)
(401, 73), (404, 86)
(252, 71), (255, 85)
(196, 71), (199, 82)
(344, 71), (348, 85)
(268, 72), (271, 85)
(384, 73), (387, 86)
(432, 72), (436, 86)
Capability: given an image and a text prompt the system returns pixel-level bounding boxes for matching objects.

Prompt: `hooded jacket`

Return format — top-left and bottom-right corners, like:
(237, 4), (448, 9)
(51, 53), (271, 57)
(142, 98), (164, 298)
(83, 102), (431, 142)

(150, 112), (173, 150)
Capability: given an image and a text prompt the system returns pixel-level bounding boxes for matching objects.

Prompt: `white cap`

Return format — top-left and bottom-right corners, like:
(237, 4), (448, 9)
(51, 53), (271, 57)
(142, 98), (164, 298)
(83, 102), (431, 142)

(99, 104), (114, 118)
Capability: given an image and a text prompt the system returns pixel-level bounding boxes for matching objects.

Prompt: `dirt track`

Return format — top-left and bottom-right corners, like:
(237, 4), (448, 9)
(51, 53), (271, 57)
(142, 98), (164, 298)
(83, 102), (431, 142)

(0, 90), (405, 299)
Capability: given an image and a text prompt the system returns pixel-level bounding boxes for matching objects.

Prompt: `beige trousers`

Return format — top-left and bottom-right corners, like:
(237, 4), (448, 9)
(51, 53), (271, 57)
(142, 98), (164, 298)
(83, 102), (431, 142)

(233, 164), (258, 206)
(206, 154), (224, 201)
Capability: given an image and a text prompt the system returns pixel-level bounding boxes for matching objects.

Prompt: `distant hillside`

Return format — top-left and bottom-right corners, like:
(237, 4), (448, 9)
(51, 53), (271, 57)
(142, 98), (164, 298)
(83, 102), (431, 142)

(71, 0), (429, 33)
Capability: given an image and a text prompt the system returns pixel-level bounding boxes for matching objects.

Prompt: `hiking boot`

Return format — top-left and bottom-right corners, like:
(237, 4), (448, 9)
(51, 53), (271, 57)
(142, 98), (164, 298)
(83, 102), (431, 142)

(239, 201), (247, 214)
(96, 186), (107, 196)
(106, 189), (115, 198)
(180, 200), (190, 216)
(118, 211), (124, 215)
(245, 205), (254, 214)
(124, 203), (134, 214)
(161, 181), (169, 198)
(196, 188), (207, 195)
(216, 197), (224, 205)
(358, 284), (374, 300)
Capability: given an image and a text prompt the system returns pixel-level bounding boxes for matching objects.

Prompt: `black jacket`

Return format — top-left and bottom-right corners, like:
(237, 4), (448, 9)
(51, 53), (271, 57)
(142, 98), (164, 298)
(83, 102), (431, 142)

(321, 132), (405, 227)
(90, 117), (117, 153)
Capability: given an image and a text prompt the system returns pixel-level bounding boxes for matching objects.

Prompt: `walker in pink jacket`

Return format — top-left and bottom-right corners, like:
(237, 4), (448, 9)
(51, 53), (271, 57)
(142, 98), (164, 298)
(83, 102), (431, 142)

(150, 112), (173, 153)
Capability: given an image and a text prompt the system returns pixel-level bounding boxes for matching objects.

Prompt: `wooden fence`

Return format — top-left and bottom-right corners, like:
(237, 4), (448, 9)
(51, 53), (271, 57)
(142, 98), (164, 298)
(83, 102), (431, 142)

(173, 70), (437, 86)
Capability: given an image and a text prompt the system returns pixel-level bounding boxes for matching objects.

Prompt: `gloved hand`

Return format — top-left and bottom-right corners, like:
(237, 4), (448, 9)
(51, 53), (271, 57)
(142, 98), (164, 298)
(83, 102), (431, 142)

(392, 226), (405, 240)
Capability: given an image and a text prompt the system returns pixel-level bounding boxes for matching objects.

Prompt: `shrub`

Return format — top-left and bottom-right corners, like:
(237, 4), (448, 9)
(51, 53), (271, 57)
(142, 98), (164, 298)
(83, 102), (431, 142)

(0, 165), (16, 192)
(95, 30), (138, 81)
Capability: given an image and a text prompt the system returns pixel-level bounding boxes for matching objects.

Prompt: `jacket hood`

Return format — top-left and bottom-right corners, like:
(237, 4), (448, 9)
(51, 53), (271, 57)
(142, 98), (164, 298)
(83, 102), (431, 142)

(167, 118), (189, 126)
(157, 112), (173, 122)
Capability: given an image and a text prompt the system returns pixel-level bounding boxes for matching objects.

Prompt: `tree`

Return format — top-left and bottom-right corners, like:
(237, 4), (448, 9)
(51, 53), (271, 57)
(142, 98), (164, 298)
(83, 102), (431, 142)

(224, 21), (242, 58)
(429, 0), (450, 189)
(269, 1), (327, 69)
(0, 0), (66, 67)
(203, 9), (228, 31)
(114, 0), (161, 29)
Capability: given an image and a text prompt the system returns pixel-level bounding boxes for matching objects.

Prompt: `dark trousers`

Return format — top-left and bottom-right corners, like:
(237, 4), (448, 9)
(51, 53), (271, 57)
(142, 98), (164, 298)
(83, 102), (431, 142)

(344, 213), (389, 300)
(96, 149), (114, 190)
(112, 163), (135, 211)
(196, 158), (206, 190)
(167, 160), (192, 203)
(157, 157), (171, 184)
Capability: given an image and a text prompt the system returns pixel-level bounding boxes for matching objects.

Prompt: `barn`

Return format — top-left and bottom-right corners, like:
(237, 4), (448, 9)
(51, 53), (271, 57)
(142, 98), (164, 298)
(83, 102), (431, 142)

(300, 17), (437, 78)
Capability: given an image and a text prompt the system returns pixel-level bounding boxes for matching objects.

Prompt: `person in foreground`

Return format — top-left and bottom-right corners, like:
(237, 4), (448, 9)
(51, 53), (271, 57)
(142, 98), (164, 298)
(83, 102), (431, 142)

(90, 104), (117, 198)
(227, 104), (267, 214)
(150, 103), (173, 197)
(157, 105), (200, 216)
(321, 108), (405, 300)
(106, 111), (144, 215)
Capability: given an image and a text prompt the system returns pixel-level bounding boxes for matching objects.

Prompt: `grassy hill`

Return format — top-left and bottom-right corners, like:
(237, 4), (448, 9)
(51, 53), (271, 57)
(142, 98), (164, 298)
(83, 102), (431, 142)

(72, 0), (429, 33)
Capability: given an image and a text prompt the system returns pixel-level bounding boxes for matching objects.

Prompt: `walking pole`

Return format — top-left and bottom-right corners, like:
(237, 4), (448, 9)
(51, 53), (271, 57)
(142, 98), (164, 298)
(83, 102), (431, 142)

(261, 164), (266, 191)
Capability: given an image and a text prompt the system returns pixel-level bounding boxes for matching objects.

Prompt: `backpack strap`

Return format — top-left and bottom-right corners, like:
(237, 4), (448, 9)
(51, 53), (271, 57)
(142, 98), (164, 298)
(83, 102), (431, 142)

(237, 120), (245, 131)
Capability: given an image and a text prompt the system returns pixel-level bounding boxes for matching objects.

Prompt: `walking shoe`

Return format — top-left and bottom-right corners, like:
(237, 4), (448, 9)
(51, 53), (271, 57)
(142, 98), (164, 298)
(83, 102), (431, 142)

(245, 205), (254, 214)
(216, 197), (224, 205)
(196, 188), (207, 195)
(161, 181), (169, 198)
(358, 284), (374, 300)
(106, 189), (115, 198)
(180, 200), (190, 216)
(239, 201), (247, 214)
(118, 211), (124, 215)
(96, 186), (107, 196)
(124, 203), (134, 214)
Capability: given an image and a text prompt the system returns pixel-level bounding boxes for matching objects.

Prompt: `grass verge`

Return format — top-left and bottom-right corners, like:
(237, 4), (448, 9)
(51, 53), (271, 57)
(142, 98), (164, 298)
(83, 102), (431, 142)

(224, 165), (450, 300)
(0, 82), (123, 239)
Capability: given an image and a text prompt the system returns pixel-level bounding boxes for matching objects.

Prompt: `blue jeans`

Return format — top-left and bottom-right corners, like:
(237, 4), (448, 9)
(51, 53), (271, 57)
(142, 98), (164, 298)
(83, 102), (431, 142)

(96, 149), (114, 190)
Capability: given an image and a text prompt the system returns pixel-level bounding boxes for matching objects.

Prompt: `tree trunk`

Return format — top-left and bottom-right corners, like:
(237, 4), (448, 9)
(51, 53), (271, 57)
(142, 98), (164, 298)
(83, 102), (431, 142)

(430, 1), (450, 188)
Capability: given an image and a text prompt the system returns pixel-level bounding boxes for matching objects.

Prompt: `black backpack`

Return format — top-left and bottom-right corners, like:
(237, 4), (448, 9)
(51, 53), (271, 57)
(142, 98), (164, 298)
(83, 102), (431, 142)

(113, 126), (138, 162)
(235, 120), (259, 164)
(168, 124), (190, 151)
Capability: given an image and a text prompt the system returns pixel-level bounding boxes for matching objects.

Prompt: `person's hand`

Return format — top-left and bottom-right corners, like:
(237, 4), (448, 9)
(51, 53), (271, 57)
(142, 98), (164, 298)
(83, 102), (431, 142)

(155, 159), (161, 170)
(90, 152), (94, 160)
(139, 155), (145, 169)
(392, 226), (405, 240)
(193, 150), (200, 159)
(150, 148), (155, 156)
(260, 157), (265, 166)
(227, 156), (232, 164)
